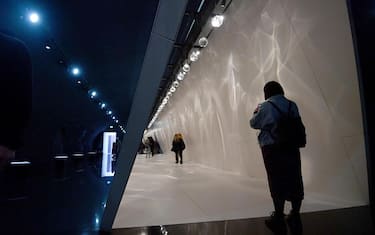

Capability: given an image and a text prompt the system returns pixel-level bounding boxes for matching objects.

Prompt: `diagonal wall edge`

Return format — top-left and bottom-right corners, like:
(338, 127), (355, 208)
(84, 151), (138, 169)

(100, 0), (189, 231)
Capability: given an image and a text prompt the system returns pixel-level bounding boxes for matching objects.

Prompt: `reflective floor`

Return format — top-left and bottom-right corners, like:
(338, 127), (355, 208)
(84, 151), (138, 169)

(111, 206), (374, 235)
(0, 154), (112, 234)
(115, 154), (367, 228)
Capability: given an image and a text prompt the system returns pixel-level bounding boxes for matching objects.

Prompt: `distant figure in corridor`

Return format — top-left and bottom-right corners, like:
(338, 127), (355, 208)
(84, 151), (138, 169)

(0, 33), (32, 170)
(250, 81), (305, 235)
(171, 133), (185, 164)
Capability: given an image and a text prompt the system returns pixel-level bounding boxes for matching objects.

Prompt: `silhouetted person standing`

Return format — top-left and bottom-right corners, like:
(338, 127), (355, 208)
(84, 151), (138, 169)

(171, 133), (185, 164)
(147, 136), (155, 156)
(0, 33), (32, 169)
(250, 81), (304, 235)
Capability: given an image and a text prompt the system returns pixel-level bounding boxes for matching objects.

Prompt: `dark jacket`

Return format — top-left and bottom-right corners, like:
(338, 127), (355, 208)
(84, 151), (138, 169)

(0, 33), (32, 150)
(171, 139), (185, 152)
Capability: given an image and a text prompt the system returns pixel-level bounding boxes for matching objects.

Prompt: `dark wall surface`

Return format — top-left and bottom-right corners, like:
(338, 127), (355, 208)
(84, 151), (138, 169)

(347, 0), (375, 215)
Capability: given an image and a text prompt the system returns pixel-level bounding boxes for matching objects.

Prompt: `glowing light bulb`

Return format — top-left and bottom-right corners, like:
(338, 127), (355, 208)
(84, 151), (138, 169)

(211, 15), (224, 28)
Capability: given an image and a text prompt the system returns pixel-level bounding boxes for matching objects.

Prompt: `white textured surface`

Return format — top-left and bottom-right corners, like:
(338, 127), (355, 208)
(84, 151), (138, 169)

(113, 154), (364, 228)
(114, 0), (369, 228)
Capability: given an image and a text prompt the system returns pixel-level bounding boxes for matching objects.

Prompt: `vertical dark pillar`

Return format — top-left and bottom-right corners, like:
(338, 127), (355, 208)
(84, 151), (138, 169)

(347, 0), (375, 215)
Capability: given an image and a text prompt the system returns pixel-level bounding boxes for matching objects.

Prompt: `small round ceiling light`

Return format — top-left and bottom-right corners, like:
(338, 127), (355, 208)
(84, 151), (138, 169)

(170, 87), (176, 93)
(211, 15), (224, 28)
(45, 45), (51, 50)
(182, 63), (190, 72)
(71, 66), (81, 76)
(172, 81), (179, 88)
(106, 110), (112, 115)
(100, 103), (106, 109)
(29, 12), (40, 24)
(198, 37), (208, 48)
(89, 90), (97, 98)
(177, 72), (184, 81)
(189, 50), (200, 62)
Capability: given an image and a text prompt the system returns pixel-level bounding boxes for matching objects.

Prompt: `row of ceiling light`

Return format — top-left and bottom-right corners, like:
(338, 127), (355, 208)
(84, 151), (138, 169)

(147, 14), (225, 129)
(26, 10), (126, 134)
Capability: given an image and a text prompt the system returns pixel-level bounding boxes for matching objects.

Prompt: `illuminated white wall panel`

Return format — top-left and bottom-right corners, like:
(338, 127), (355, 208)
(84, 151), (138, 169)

(149, 0), (368, 206)
(102, 132), (116, 177)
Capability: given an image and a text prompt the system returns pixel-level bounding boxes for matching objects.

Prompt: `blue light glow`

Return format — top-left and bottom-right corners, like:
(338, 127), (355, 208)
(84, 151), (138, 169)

(90, 91), (97, 97)
(29, 12), (40, 24)
(107, 110), (112, 115)
(71, 67), (80, 76)
(100, 103), (106, 109)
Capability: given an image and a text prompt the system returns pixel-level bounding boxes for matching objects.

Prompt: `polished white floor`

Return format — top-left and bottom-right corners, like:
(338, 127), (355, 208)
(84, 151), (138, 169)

(113, 154), (358, 228)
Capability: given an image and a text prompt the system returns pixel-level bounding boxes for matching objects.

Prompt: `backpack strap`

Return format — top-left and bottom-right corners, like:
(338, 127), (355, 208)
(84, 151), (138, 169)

(268, 100), (291, 117)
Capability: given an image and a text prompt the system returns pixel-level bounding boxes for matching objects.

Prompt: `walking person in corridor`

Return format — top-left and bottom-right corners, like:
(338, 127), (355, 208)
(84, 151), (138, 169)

(171, 133), (185, 164)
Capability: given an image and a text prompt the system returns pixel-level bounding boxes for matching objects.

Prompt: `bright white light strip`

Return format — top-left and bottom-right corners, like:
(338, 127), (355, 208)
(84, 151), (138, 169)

(101, 132), (116, 177)
(72, 153), (84, 157)
(185, 19), (196, 41)
(197, 0), (206, 13)
(10, 161), (31, 165)
(54, 155), (68, 159)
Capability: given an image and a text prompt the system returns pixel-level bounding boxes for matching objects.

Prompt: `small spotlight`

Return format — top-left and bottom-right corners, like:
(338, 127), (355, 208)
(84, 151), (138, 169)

(211, 15), (224, 28)
(189, 50), (200, 62)
(106, 110), (112, 115)
(182, 63), (190, 72)
(100, 103), (106, 109)
(71, 66), (81, 76)
(90, 90), (97, 98)
(45, 45), (51, 50)
(77, 80), (82, 84)
(112, 116), (116, 120)
(29, 12), (40, 24)
(177, 72), (185, 81)
(172, 81), (179, 88)
(109, 125), (114, 128)
(115, 120), (119, 123)
(198, 37), (208, 48)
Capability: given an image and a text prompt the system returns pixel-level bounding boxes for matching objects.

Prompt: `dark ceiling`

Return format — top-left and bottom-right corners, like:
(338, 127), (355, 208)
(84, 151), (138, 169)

(0, 0), (159, 160)
(0, 0), (218, 161)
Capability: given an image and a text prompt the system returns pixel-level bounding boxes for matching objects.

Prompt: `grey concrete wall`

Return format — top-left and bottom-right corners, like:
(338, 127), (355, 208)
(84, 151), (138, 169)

(148, 0), (368, 206)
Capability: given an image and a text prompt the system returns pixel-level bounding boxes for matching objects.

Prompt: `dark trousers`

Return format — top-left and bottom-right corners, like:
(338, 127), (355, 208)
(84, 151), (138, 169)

(175, 150), (183, 163)
(261, 144), (304, 213)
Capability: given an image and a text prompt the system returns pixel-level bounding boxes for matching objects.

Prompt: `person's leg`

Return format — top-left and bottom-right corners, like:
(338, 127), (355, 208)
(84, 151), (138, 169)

(175, 152), (178, 163)
(265, 197), (286, 234)
(179, 150), (183, 164)
(291, 200), (302, 213)
(273, 197), (285, 216)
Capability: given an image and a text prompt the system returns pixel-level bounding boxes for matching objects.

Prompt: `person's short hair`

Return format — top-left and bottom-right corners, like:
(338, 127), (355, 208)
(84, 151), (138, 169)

(263, 81), (284, 100)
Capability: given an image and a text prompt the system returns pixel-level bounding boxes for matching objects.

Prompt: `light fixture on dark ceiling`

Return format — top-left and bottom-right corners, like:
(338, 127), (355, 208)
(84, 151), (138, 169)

(211, 14), (224, 28)
(22, 7), (127, 133)
(28, 12), (40, 24)
(100, 102), (106, 109)
(221, 0), (227, 8)
(71, 66), (81, 76)
(198, 37), (208, 48)
(89, 90), (97, 99)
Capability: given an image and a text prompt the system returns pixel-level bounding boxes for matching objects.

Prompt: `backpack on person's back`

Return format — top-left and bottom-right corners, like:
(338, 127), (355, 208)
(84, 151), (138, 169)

(268, 101), (306, 148)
